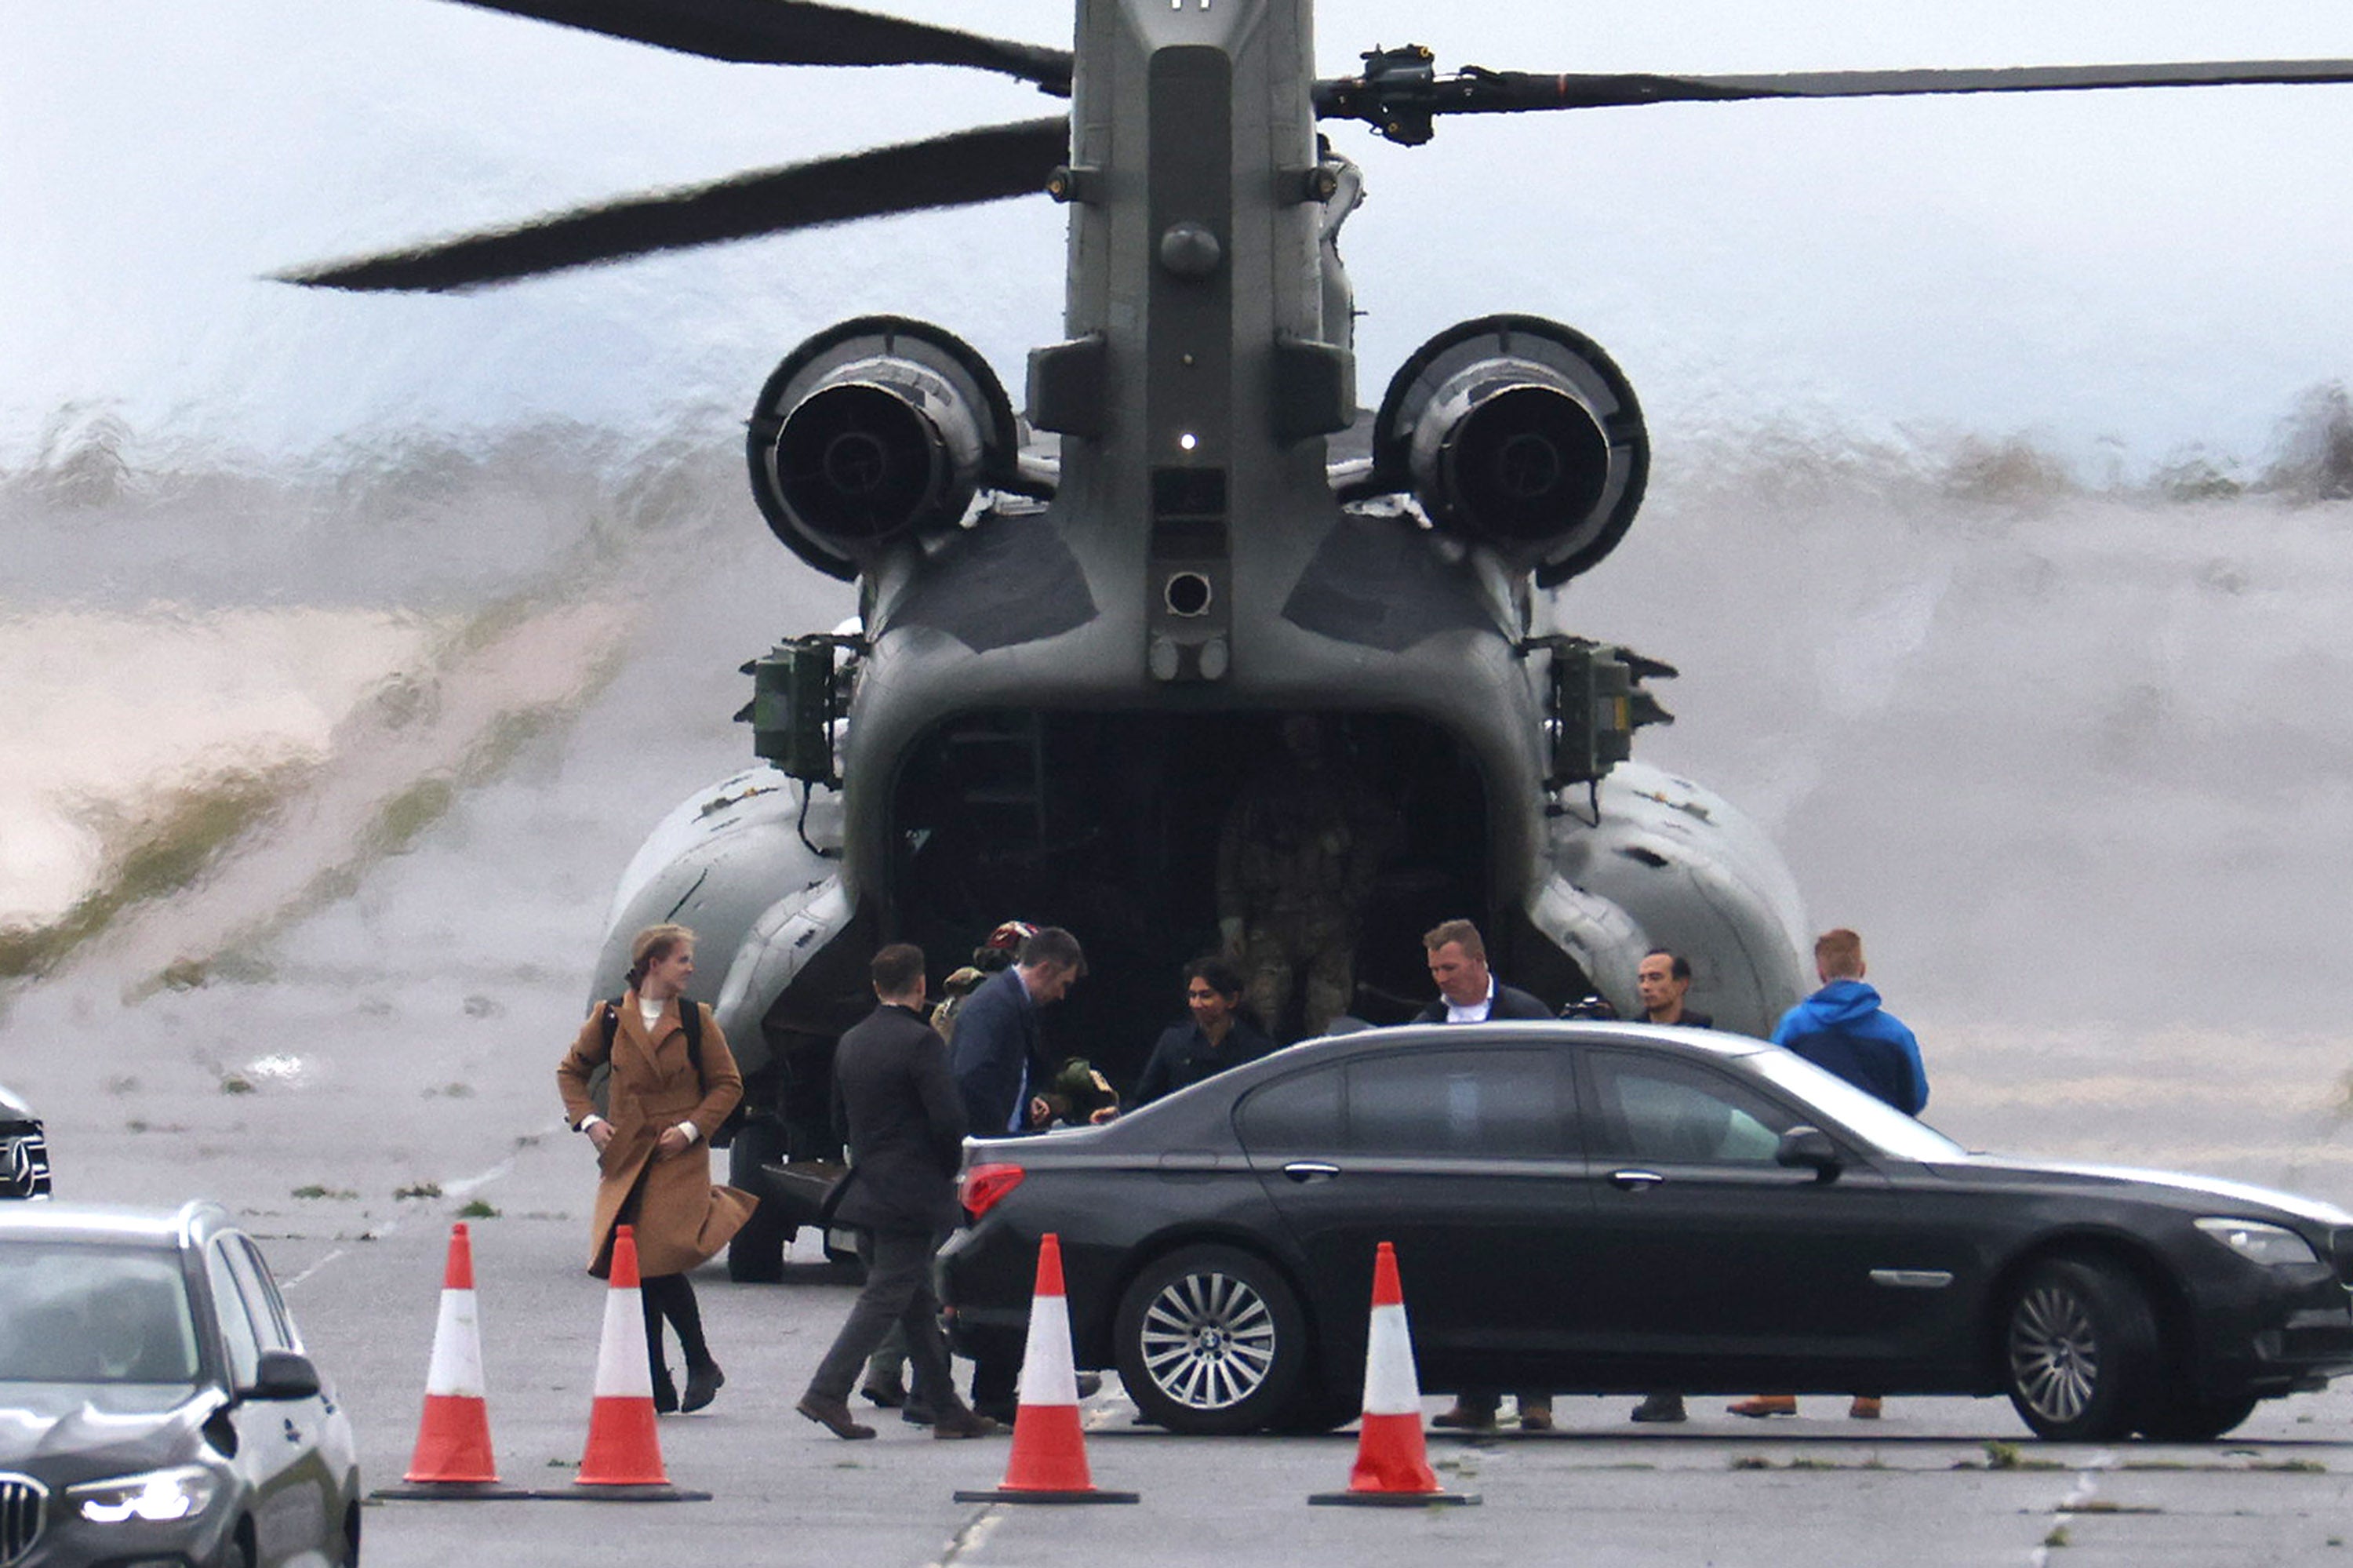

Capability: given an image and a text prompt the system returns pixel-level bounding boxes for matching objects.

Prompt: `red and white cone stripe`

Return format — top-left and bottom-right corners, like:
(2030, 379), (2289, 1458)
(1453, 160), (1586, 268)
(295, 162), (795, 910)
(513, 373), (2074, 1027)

(1310, 1241), (1475, 1506)
(591, 1275), (653, 1403)
(575, 1224), (668, 1488)
(403, 1222), (499, 1485)
(953, 1232), (1137, 1504)
(1001, 1233), (1093, 1492)
(1347, 1242), (1442, 1496)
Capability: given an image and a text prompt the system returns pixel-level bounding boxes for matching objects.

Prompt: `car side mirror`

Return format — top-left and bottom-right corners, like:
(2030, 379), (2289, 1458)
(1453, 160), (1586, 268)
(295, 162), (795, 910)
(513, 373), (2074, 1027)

(241, 1348), (322, 1402)
(1776, 1126), (1842, 1183)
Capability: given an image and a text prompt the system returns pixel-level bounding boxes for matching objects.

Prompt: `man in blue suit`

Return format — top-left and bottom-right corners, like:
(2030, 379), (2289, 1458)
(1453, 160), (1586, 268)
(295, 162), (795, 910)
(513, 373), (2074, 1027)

(948, 926), (1086, 1138)
(946, 925), (1085, 1420)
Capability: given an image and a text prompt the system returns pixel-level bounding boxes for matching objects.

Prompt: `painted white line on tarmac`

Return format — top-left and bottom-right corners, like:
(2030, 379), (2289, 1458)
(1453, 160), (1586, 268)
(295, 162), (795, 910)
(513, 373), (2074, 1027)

(443, 1154), (517, 1201)
(928, 1506), (1006, 1567)
(2028, 1449), (2118, 1566)
(282, 1249), (347, 1290)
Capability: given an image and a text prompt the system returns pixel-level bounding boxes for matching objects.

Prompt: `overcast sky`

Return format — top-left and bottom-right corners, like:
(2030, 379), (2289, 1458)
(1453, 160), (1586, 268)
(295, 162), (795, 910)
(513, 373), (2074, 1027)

(5, 1), (2350, 473)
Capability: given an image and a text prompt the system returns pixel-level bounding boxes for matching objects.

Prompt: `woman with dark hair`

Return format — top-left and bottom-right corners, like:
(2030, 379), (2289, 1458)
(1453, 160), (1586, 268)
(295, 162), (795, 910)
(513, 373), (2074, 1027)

(557, 923), (755, 1413)
(1132, 955), (1278, 1106)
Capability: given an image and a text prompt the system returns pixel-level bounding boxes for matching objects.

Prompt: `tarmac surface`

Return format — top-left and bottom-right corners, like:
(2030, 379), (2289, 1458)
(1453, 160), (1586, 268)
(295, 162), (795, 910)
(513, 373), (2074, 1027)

(13, 976), (2351, 1568)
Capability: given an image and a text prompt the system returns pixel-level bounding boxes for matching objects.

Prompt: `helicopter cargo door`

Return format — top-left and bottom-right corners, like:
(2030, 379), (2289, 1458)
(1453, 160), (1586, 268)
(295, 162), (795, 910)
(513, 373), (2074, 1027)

(889, 709), (1494, 1085)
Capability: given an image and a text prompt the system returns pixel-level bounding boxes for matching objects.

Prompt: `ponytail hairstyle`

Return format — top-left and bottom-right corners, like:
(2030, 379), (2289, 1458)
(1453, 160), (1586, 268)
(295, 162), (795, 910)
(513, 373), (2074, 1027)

(627, 923), (697, 991)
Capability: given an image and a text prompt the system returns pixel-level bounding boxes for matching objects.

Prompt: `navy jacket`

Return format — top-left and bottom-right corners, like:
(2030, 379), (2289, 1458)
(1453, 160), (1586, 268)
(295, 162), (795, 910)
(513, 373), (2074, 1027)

(947, 966), (1040, 1138)
(1413, 981), (1551, 1024)
(1772, 979), (1928, 1115)
(1134, 1017), (1278, 1105)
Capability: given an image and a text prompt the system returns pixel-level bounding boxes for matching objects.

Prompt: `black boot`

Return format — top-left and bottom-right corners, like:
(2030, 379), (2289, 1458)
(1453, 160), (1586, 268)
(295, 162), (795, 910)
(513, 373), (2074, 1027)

(682, 1360), (724, 1413)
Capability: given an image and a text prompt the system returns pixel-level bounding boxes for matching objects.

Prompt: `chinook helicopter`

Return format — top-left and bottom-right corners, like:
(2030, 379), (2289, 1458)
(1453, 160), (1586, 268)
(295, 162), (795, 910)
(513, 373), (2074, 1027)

(292, 2), (2353, 1278)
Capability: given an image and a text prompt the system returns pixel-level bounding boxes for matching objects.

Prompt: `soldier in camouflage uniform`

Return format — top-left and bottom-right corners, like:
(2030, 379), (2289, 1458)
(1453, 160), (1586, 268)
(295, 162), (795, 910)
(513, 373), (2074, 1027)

(1217, 715), (1397, 1041)
(928, 921), (1032, 1045)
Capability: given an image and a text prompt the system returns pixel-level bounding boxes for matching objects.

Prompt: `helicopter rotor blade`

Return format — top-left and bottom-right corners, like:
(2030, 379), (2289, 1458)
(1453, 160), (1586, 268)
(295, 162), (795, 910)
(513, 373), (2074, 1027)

(280, 116), (1070, 293)
(440, 0), (1071, 92)
(1320, 54), (2353, 144)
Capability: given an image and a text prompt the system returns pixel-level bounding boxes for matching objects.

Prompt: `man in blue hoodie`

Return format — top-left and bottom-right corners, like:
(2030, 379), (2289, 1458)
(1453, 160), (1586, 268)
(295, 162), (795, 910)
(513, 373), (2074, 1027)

(1770, 927), (1926, 1115)
(1729, 927), (1926, 1421)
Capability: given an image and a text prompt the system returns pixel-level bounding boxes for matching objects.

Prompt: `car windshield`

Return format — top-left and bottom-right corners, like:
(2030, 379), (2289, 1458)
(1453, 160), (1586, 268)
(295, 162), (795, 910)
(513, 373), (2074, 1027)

(0, 1240), (202, 1385)
(1744, 1050), (1967, 1162)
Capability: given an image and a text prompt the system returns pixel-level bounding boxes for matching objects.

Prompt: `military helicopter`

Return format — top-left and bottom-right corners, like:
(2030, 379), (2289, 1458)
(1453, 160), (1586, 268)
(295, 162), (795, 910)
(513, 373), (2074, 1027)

(290, 1), (2353, 1278)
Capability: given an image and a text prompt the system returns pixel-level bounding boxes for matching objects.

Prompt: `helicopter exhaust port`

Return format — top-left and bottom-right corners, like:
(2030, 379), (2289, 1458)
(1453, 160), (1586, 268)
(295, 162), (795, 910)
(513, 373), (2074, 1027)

(747, 316), (1021, 581)
(1372, 315), (1649, 587)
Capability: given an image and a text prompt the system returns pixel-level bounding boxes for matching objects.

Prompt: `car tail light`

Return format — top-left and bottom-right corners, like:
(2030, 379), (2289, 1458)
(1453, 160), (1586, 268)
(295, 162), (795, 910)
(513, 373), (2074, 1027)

(961, 1162), (1024, 1218)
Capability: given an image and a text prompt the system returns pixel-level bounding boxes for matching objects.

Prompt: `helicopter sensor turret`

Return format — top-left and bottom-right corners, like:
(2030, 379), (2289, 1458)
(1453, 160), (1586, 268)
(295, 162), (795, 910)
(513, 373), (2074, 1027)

(747, 315), (1023, 580)
(1373, 315), (1649, 587)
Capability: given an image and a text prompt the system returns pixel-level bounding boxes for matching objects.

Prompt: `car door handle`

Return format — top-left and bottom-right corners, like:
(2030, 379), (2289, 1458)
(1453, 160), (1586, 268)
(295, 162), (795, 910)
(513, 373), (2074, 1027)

(1282, 1162), (1340, 1183)
(1609, 1169), (1665, 1191)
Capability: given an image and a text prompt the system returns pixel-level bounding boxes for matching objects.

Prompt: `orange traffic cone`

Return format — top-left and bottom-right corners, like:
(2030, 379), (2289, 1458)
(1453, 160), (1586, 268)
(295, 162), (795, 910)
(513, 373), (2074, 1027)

(953, 1233), (1138, 1504)
(1308, 1242), (1478, 1508)
(568, 1225), (708, 1501)
(371, 1222), (532, 1501)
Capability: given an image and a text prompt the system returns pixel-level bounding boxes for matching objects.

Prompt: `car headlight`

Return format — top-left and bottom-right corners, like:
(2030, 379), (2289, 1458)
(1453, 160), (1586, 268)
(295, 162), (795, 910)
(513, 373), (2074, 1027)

(2195, 1217), (2322, 1268)
(66, 1464), (220, 1523)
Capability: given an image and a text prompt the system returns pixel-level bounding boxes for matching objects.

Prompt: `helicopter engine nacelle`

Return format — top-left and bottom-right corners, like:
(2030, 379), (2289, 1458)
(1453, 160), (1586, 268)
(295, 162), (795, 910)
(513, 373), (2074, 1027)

(1374, 316), (1649, 587)
(747, 316), (1020, 581)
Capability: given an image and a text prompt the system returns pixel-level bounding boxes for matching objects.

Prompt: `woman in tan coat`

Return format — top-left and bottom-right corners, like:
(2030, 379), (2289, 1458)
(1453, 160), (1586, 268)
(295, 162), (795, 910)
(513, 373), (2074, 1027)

(557, 923), (755, 1413)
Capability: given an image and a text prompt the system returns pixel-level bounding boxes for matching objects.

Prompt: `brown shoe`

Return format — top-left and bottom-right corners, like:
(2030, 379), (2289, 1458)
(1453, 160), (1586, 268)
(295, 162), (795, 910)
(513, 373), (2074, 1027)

(931, 1407), (1003, 1440)
(1519, 1404), (1555, 1433)
(1848, 1397), (1882, 1421)
(796, 1393), (877, 1440)
(1727, 1395), (1798, 1419)
(1432, 1401), (1497, 1432)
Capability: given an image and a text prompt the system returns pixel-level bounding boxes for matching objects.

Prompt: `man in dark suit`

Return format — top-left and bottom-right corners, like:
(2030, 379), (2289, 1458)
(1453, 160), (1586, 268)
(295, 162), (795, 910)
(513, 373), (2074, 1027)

(797, 944), (998, 1442)
(1133, 955), (1278, 1105)
(948, 926), (1085, 1139)
(1628, 946), (1710, 1425)
(1412, 918), (1551, 1024)
(1413, 919), (1555, 1432)
(945, 925), (1085, 1419)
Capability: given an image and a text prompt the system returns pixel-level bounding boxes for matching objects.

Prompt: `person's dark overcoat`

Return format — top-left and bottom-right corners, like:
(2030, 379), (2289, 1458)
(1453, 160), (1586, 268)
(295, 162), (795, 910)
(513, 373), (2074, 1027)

(1413, 981), (1552, 1024)
(830, 1002), (969, 1234)
(1134, 1016), (1279, 1105)
(948, 966), (1039, 1139)
(556, 993), (755, 1278)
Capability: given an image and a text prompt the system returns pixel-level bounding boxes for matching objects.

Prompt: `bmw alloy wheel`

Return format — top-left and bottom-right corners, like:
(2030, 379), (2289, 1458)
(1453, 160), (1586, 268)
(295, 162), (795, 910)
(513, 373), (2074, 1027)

(2008, 1279), (2100, 1425)
(2000, 1257), (2158, 1442)
(1115, 1246), (1306, 1434)
(1140, 1268), (1276, 1410)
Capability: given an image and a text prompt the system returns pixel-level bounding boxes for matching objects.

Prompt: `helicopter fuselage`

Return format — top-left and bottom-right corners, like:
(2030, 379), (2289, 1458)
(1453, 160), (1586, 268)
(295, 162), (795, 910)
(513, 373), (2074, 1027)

(590, 0), (1808, 1157)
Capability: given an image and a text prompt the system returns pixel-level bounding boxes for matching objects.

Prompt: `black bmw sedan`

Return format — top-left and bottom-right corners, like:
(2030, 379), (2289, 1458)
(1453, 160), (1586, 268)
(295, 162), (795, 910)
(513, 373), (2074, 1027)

(939, 1022), (2353, 1442)
(0, 1201), (362, 1567)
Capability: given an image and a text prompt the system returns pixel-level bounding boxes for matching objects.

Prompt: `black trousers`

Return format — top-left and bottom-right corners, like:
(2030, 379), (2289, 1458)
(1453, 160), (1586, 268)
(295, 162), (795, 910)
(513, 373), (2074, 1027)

(639, 1272), (711, 1381)
(805, 1228), (961, 1410)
